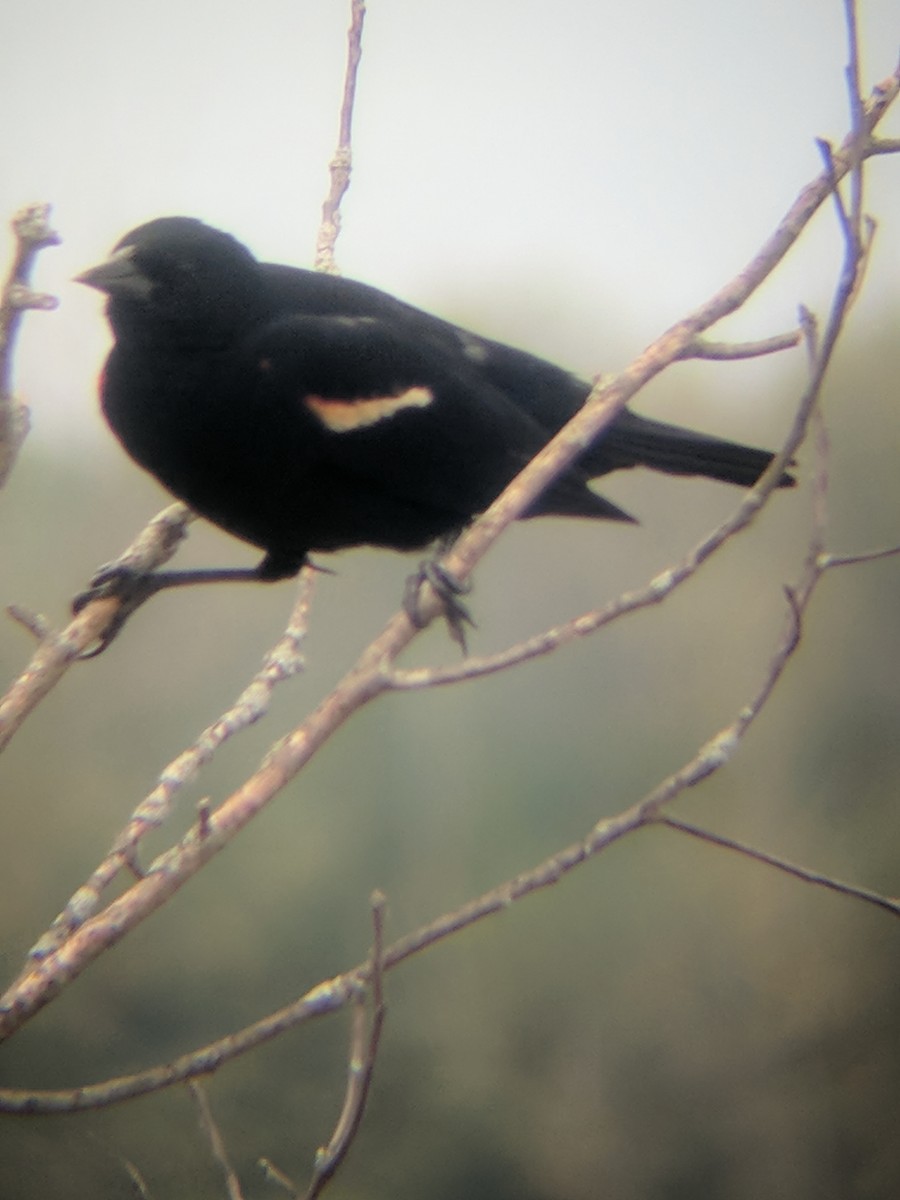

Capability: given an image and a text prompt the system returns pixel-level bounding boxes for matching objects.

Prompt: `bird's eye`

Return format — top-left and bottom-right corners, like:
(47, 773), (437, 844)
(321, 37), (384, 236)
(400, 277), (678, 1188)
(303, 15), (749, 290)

(143, 254), (196, 291)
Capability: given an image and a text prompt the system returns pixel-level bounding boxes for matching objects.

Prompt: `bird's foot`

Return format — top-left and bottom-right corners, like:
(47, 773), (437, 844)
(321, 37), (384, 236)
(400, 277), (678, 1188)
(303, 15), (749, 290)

(72, 564), (169, 658)
(404, 560), (475, 652)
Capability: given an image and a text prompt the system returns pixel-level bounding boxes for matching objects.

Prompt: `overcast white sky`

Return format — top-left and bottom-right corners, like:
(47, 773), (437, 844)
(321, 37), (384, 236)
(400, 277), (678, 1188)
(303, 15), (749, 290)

(2, 0), (898, 447)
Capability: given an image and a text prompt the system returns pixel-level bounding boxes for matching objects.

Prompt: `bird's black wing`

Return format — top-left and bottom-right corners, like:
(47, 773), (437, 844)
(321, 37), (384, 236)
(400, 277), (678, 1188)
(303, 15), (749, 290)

(238, 312), (631, 557)
(259, 262), (590, 424)
(258, 264), (789, 491)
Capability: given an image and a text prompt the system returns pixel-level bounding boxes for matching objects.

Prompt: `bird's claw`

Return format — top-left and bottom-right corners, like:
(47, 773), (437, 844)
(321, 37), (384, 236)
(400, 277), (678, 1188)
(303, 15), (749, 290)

(404, 560), (475, 652)
(72, 562), (138, 611)
(72, 564), (163, 658)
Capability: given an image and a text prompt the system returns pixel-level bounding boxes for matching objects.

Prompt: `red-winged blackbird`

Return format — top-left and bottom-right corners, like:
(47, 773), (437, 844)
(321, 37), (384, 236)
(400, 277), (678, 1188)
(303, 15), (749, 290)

(75, 217), (793, 644)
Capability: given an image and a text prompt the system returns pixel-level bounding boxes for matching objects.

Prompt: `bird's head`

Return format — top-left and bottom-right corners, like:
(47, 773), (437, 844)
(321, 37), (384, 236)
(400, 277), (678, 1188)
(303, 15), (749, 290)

(76, 217), (262, 347)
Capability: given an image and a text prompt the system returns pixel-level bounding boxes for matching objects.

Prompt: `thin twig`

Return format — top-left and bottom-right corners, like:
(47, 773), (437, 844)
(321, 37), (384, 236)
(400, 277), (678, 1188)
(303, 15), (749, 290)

(314, 0), (366, 273)
(87, 1134), (154, 1200)
(843, 0), (865, 239)
(189, 1080), (246, 1200)
(5, 605), (51, 641)
(816, 138), (854, 251)
(676, 329), (801, 360)
(658, 816), (900, 917)
(258, 1158), (301, 1198)
(0, 203), (59, 486)
(819, 543), (900, 569)
(0, 974), (366, 1114)
(868, 135), (900, 154)
(304, 891), (387, 1199)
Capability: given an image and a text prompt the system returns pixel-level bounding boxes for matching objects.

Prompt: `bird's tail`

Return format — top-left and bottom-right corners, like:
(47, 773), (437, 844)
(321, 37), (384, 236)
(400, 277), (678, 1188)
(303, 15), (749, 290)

(587, 409), (794, 489)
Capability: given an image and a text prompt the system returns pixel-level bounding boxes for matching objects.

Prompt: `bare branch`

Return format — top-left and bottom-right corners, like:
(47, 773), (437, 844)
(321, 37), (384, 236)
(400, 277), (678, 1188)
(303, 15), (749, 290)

(676, 329), (802, 360)
(819, 543), (900, 569)
(258, 1158), (301, 1198)
(189, 1081), (246, 1200)
(0, 970), (366, 1114)
(26, 568), (315, 961)
(304, 891), (387, 1199)
(842, 0), (865, 238)
(816, 138), (855, 252)
(658, 816), (900, 918)
(0, 504), (192, 753)
(87, 1136), (153, 1200)
(5, 604), (51, 642)
(0, 203), (59, 486)
(868, 135), (900, 154)
(314, 0), (367, 274)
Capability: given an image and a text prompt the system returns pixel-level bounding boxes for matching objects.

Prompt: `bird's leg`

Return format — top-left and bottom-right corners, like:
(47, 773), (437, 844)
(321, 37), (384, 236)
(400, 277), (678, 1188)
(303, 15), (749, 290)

(72, 553), (304, 658)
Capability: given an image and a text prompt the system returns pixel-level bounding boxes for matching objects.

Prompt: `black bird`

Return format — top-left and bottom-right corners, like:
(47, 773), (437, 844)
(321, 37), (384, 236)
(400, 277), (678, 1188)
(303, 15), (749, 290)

(75, 217), (792, 646)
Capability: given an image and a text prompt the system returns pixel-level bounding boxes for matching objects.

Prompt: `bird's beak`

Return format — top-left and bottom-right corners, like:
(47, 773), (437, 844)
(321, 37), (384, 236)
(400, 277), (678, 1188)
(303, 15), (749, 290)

(75, 247), (153, 300)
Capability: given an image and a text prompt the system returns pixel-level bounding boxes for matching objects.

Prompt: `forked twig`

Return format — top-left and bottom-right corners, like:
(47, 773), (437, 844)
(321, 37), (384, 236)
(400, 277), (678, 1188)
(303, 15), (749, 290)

(28, 568), (315, 961)
(304, 891), (387, 1199)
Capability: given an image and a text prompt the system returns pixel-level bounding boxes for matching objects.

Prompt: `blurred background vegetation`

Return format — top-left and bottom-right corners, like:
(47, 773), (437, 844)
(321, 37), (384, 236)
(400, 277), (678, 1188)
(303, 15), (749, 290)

(2, 281), (900, 1198)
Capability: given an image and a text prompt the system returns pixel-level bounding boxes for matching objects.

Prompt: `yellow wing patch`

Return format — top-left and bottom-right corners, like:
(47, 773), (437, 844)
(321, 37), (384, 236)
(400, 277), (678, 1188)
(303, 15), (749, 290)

(304, 385), (434, 433)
